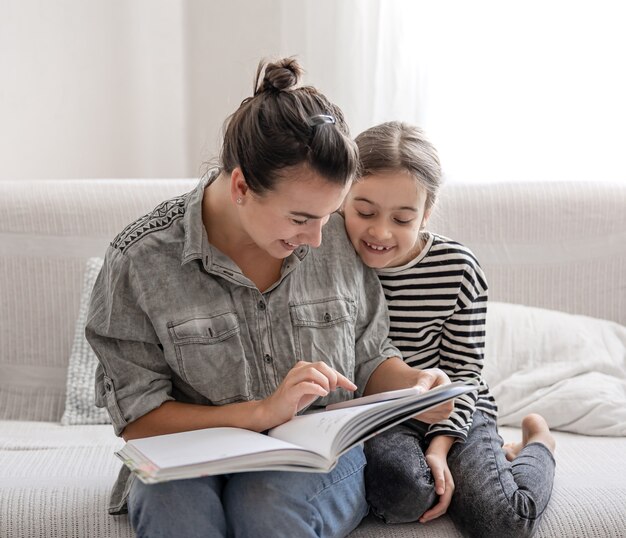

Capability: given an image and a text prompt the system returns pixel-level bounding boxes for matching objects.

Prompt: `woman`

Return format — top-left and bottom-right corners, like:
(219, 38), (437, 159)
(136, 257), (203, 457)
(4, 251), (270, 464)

(86, 57), (451, 538)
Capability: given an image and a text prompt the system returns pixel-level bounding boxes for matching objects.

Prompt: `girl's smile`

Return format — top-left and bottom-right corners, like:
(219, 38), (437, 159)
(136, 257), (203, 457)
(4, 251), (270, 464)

(343, 171), (430, 269)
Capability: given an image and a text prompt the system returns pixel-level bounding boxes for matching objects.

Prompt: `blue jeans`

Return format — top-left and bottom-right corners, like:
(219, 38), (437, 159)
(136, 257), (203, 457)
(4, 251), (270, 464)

(364, 411), (556, 538)
(127, 445), (368, 538)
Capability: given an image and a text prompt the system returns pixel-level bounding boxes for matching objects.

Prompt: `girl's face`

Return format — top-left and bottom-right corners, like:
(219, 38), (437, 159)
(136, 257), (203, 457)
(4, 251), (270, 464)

(343, 171), (430, 269)
(237, 164), (351, 259)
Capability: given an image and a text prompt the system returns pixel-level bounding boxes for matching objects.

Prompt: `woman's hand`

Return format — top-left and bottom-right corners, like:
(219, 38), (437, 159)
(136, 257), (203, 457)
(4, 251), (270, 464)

(260, 361), (357, 429)
(420, 435), (456, 523)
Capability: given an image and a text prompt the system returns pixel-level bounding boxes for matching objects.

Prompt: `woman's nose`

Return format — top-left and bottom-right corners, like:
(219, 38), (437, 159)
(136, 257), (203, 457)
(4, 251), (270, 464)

(301, 220), (323, 248)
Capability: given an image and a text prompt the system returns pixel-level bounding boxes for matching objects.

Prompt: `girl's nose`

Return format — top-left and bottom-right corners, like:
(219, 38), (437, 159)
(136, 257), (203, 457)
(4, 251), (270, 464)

(369, 224), (391, 240)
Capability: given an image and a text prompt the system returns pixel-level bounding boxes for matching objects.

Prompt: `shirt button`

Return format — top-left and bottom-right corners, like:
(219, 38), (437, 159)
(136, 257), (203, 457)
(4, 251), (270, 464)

(264, 354), (273, 364)
(258, 300), (266, 311)
(324, 312), (331, 322)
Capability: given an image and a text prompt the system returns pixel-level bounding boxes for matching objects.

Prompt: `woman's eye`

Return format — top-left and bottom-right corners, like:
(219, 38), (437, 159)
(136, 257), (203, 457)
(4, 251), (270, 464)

(356, 211), (374, 218)
(292, 219), (308, 226)
(394, 218), (413, 225)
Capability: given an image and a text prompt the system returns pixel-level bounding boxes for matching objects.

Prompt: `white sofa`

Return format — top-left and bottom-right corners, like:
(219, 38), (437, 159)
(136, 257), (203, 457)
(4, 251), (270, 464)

(1, 179), (625, 538)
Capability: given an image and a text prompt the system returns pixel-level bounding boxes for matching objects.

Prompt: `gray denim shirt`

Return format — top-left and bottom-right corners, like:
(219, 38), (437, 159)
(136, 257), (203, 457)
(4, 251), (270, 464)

(86, 172), (400, 513)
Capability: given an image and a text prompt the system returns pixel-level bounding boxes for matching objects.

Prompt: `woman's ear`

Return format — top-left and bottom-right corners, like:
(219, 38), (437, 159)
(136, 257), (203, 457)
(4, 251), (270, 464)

(230, 167), (249, 205)
(421, 208), (433, 229)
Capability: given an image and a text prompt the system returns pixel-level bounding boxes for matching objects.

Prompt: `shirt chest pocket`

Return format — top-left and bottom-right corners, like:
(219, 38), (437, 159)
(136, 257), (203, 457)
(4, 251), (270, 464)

(167, 313), (251, 404)
(290, 298), (356, 405)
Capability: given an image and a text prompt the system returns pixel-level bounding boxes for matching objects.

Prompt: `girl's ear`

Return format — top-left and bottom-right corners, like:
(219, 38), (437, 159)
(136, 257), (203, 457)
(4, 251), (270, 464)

(230, 167), (249, 205)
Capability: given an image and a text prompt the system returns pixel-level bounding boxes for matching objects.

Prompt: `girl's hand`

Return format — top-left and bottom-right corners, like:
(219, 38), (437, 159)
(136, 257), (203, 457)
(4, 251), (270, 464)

(412, 368), (454, 423)
(413, 400), (454, 424)
(260, 361), (357, 428)
(421, 448), (455, 523)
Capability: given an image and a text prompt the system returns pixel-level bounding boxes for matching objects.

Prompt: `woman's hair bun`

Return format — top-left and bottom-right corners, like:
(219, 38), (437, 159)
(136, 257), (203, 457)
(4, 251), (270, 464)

(221, 56), (357, 194)
(255, 57), (303, 94)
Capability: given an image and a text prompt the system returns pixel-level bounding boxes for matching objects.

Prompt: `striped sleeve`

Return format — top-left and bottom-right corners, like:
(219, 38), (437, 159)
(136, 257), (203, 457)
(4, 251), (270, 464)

(377, 235), (493, 442)
(428, 292), (487, 440)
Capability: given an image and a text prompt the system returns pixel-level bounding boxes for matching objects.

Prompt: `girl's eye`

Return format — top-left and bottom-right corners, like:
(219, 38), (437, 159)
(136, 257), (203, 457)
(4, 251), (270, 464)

(394, 218), (413, 225)
(292, 219), (308, 226)
(356, 211), (374, 218)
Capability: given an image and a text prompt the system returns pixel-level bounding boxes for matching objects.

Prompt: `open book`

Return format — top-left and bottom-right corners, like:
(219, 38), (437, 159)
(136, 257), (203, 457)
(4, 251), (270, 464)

(116, 381), (476, 484)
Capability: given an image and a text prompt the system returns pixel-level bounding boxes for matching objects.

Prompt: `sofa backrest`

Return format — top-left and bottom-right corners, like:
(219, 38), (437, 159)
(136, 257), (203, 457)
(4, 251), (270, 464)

(430, 181), (626, 325)
(0, 179), (197, 422)
(1, 179), (624, 422)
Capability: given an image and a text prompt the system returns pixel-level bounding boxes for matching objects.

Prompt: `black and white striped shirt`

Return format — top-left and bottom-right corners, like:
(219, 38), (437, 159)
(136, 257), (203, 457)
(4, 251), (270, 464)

(377, 233), (497, 441)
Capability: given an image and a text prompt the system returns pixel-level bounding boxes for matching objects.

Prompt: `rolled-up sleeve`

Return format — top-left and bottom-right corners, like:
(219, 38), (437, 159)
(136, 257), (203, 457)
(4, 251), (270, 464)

(353, 264), (401, 396)
(86, 247), (174, 436)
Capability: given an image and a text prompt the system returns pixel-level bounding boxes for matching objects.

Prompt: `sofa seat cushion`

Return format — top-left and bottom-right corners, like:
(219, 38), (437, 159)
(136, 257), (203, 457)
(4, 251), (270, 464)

(350, 426), (626, 538)
(2, 422), (625, 538)
(0, 421), (132, 538)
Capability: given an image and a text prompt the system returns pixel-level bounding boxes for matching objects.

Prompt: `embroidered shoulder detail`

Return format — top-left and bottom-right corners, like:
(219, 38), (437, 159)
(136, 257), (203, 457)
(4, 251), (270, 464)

(111, 195), (187, 253)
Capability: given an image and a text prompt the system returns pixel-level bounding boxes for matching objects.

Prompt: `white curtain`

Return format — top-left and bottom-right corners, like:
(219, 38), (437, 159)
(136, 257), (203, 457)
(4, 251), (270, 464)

(284, 0), (626, 183)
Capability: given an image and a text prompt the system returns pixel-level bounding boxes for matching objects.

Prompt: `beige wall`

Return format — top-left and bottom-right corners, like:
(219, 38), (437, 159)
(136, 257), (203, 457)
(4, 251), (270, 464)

(0, 0), (283, 180)
(3, 1), (625, 183)
(182, 1), (283, 179)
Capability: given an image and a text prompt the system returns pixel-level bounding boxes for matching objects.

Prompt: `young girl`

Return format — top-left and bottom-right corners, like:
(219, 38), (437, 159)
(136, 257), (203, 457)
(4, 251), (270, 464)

(343, 121), (556, 537)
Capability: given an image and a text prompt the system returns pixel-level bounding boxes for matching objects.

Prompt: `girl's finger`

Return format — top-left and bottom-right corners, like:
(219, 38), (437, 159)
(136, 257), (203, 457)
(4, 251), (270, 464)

(434, 472), (445, 496)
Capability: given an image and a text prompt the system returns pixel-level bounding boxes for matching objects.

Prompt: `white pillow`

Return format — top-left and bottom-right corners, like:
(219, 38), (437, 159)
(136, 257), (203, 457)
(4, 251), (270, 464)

(60, 257), (110, 425)
(484, 302), (626, 436)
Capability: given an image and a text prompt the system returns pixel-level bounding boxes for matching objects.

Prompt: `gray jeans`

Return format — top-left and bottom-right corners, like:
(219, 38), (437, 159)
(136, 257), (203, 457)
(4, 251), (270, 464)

(364, 411), (555, 538)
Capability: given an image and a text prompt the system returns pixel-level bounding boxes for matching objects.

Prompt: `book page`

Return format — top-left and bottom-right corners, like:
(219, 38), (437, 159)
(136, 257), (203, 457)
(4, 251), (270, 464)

(269, 382), (477, 460)
(127, 427), (304, 469)
(268, 406), (373, 460)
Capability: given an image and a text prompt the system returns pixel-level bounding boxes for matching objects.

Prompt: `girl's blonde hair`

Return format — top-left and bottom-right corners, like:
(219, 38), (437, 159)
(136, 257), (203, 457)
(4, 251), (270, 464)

(355, 121), (442, 211)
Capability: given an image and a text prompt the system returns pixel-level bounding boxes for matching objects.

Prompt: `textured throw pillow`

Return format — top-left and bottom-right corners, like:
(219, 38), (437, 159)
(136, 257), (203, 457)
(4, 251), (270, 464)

(483, 302), (626, 436)
(60, 257), (110, 425)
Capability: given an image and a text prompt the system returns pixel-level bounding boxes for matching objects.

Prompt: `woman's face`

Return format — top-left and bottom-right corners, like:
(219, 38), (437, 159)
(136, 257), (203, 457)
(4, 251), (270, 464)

(238, 165), (351, 259)
(343, 171), (430, 269)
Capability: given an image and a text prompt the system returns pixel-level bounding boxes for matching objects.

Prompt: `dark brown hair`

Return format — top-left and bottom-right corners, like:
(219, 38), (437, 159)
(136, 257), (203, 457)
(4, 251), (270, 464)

(220, 57), (358, 194)
(355, 121), (442, 210)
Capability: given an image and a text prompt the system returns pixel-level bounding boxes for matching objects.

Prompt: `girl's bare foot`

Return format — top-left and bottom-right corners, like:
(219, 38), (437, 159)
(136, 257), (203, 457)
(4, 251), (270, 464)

(503, 413), (556, 462)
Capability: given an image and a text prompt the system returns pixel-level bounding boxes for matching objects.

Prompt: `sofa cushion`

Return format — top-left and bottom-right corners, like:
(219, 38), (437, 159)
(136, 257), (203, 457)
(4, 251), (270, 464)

(61, 257), (109, 425)
(484, 302), (626, 436)
(2, 421), (625, 538)
(0, 421), (131, 538)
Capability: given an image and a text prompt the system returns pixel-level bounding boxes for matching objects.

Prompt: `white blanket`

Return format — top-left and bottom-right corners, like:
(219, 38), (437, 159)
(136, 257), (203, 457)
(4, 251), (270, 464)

(483, 302), (626, 436)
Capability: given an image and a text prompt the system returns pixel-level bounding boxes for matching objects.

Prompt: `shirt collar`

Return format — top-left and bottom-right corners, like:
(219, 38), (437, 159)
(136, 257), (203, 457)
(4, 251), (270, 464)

(180, 170), (311, 286)
(181, 169), (218, 265)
